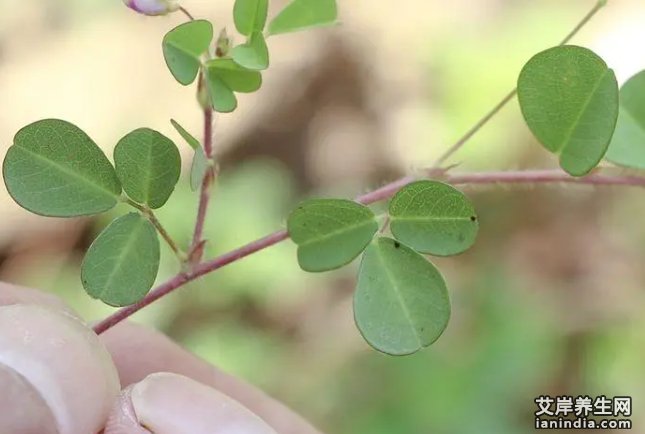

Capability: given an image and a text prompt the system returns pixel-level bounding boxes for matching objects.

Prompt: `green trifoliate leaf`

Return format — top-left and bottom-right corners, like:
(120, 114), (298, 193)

(191, 148), (209, 191)
(3, 119), (121, 217)
(170, 119), (200, 150)
(206, 58), (262, 93)
(162, 20), (213, 85)
(82, 213), (160, 307)
(354, 237), (451, 356)
(517, 45), (619, 176)
(267, 0), (337, 36)
(389, 181), (478, 256)
(114, 128), (181, 209)
(287, 198), (379, 272)
(233, 0), (269, 36)
(232, 32), (269, 70)
(605, 70), (645, 169)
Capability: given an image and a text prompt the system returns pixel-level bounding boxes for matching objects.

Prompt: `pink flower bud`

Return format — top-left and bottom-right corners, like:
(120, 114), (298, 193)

(123, 0), (180, 16)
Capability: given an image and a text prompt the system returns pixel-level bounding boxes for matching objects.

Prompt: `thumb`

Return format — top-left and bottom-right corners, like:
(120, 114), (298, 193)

(0, 303), (120, 434)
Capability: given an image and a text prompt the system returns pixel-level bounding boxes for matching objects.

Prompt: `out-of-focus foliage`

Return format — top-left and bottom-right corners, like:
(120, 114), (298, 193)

(606, 70), (645, 169)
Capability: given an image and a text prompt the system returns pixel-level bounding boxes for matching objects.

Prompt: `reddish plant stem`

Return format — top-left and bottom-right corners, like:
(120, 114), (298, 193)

(189, 108), (214, 262)
(447, 170), (645, 188)
(202, 107), (214, 157)
(93, 231), (289, 335)
(93, 168), (645, 335)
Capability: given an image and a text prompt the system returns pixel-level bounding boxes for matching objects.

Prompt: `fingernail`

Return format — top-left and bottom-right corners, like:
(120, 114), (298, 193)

(0, 363), (58, 434)
(131, 373), (277, 434)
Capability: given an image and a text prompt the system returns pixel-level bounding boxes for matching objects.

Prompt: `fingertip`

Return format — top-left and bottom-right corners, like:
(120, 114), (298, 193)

(106, 372), (277, 434)
(101, 322), (321, 434)
(0, 304), (120, 434)
(0, 363), (58, 434)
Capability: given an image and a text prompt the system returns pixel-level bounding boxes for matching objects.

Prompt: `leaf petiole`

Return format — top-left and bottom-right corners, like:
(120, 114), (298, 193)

(123, 197), (187, 261)
(432, 0), (609, 167)
(179, 6), (195, 21)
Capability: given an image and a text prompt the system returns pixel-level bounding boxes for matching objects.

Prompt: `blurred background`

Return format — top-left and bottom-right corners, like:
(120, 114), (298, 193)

(1, 0), (645, 432)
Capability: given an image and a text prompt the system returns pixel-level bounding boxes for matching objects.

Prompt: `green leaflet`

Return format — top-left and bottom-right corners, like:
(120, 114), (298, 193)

(268, 0), (337, 36)
(605, 70), (645, 169)
(170, 119), (200, 150)
(354, 237), (451, 356)
(232, 32), (270, 70)
(3, 119), (121, 217)
(206, 58), (263, 93)
(191, 148), (209, 192)
(234, 0), (269, 36)
(169, 119), (209, 191)
(389, 181), (478, 256)
(205, 59), (262, 113)
(114, 128), (181, 209)
(82, 213), (160, 307)
(163, 20), (213, 85)
(205, 74), (238, 113)
(517, 45), (619, 176)
(287, 198), (379, 272)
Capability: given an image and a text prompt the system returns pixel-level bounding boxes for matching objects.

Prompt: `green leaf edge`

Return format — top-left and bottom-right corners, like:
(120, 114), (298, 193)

(162, 20), (214, 86)
(81, 213), (161, 307)
(170, 119), (201, 150)
(517, 45), (619, 177)
(113, 128), (182, 210)
(266, 0), (339, 36)
(2, 119), (122, 218)
(287, 198), (379, 273)
(605, 70), (645, 170)
(388, 180), (479, 257)
(231, 32), (270, 71)
(234, 0), (269, 36)
(353, 236), (451, 356)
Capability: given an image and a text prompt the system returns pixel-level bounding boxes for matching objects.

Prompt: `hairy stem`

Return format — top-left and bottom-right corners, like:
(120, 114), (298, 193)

(93, 169), (645, 335)
(93, 230), (289, 335)
(447, 169), (645, 187)
(432, 0), (607, 167)
(125, 198), (185, 259)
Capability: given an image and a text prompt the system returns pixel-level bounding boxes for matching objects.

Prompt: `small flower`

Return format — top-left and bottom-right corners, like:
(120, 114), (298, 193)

(123, 0), (180, 16)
